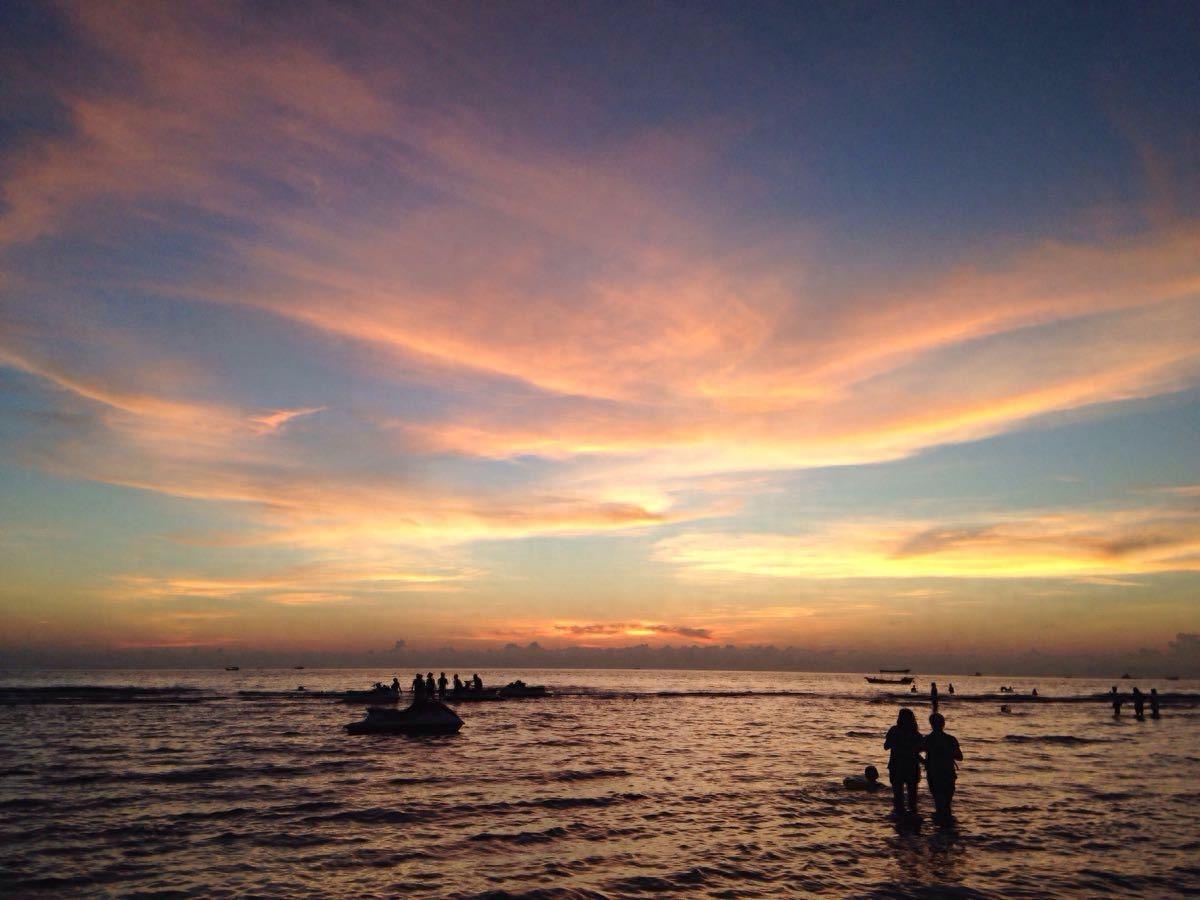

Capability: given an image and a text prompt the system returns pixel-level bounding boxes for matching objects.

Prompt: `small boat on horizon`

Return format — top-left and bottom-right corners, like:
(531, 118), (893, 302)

(865, 676), (915, 685)
(224, 666), (239, 671)
(879, 668), (911, 674)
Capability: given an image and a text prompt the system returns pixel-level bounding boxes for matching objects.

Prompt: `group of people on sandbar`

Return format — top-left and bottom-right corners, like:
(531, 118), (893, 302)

(845, 708), (962, 825)
(408, 671), (485, 701)
(1110, 685), (1161, 720)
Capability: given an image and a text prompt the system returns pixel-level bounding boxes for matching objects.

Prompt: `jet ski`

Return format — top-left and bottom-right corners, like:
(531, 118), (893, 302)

(345, 700), (463, 735)
(497, 680), (547, 698)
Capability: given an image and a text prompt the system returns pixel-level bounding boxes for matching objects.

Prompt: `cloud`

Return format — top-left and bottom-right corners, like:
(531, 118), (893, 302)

(655, 505), (1200, 581)
(553, 622), (715, 640)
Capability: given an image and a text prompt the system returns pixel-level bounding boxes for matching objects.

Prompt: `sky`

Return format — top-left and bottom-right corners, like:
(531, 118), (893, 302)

(1, 1), (1198, 672)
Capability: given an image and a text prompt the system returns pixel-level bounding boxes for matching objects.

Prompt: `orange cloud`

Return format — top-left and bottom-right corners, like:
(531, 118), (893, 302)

(655, 505), (1200, 581)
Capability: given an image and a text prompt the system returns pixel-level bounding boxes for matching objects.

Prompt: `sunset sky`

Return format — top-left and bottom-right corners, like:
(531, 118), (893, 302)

(1, 2), (1198, 668)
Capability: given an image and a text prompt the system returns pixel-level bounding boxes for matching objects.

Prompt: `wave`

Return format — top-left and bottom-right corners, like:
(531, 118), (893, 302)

(1003, 734), (1114, 745)
(0, 685), (207, 705)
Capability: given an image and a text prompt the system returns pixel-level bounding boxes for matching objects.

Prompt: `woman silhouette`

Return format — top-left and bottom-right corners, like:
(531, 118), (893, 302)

(884, 708), (924, 817)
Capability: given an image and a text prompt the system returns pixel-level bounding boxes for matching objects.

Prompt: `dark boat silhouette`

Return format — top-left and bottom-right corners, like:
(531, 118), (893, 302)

(341, 686), (401, 704)
(224, 666), (239, 671)
(865, 676), (915, 685)
(345, 700), (463, 735)
(879, 668), (911, 674)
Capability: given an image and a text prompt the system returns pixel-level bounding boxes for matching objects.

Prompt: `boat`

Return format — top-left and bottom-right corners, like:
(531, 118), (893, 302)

(224, 666), (239, 671)
(879, 668), (911, 674)
(865, 676), (914, 685)
(341, 686), (401, 704)
(448, 688), (505, 702)
(345, 700), (463, 735)
(497, 681), (547, 698)
(1121, 673), (1132, 679)
(293, 665), (305, 670)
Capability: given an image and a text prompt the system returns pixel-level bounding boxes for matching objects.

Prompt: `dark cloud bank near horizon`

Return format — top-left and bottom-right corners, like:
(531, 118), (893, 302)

(4, 633), (1198, 678)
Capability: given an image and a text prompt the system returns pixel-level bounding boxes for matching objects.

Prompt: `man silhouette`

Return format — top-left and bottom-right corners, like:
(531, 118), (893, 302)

(924, 713), (962, 824)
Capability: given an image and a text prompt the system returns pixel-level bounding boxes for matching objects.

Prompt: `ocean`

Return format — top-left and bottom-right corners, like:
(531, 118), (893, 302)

(1, 668), (1197, 897)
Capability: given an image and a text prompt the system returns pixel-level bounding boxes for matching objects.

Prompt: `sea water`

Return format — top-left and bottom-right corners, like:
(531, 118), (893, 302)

(1, 669), (1197, 897)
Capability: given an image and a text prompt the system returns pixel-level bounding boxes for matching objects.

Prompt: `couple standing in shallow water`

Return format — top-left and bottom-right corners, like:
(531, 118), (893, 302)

(885, 709), (962, 824)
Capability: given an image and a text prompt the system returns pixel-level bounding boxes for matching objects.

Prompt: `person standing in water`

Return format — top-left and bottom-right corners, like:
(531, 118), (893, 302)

(453, 674), (463, 694)
(1111, 686), (1122, 717)
(425, 672), (436, 698)
(1132, 687), (1145, 721)
(948, 683), (955, 696)
(1150, 688), (1161, 719)
(884, 708), (923, 818)
(437, 672), (449, 698)
(924, 713), (963, 824)
(411, 673), (425, 701)
(930, 682), (939, 712)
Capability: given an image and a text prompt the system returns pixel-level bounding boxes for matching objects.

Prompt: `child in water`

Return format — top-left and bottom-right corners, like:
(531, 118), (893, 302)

(843, 765), (885, 792)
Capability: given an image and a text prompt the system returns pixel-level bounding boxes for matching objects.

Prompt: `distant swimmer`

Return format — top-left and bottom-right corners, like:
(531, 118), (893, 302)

(930, 682), (939, 712)
(910, 685), (918, 694)
(1150, 688), (1161, 719)
(924, 713), (963, 824)
(844, 765), (885, 792)
(884, 708), (923, 817)
(438, 672), (449, 698)
(1132, 687), (1145, 721)
(948, 683), (955, 695)
(1031, 688), (1039, 697)
(1111, 686), (1122, 717)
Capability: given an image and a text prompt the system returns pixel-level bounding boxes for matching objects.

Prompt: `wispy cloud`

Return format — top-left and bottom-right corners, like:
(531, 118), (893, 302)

(656, 506), (1200, 581)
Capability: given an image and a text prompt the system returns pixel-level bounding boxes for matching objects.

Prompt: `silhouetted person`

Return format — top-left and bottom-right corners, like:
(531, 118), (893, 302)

(924, 712), (963, 824)
(1111, 686), (1122, 717)
(1031, 688), (1038, 697)
(373, 681), (385, 690)
(930, 682), (939, 712)
(844, 765), (885, 792)
(472, 673), (483, 691)
(885, 708), (923, 817)
(437, 672), (449, 698)
(412, 673), (425, 701)
(425, 672), (436, 697)
(910, 684), (918, 694)
(947, 683), (955, 695)
(391, 677), (401, 692)
(1133, 687), (1145, 721)
(1150, 688), (1161, 719)
(453, 674), (463, 693)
